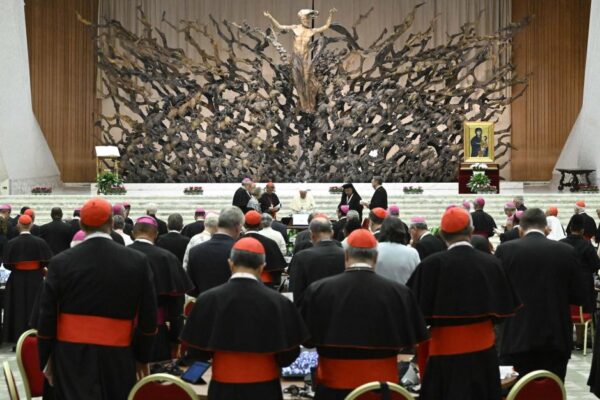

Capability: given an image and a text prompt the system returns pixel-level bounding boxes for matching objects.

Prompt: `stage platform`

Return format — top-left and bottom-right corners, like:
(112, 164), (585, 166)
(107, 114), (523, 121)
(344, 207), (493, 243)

(0, 183), (596, 233)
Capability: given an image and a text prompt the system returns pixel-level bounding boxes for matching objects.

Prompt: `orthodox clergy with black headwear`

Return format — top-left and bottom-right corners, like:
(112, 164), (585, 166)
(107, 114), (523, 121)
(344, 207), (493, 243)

(36, 198), (158, 400)
(2, 214), (53, 343)
(129, 216), (194, 362)
(337, 183), (363, 220)
(181, 237), (308, 400)
(301, 229), (428, 400)
(407, 207), (521, 400)
(243, 210), (286, 286)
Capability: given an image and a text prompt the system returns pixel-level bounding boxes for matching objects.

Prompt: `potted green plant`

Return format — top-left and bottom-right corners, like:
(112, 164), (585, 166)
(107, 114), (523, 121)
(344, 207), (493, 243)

(96, 171), (126, 195)
(467, 173), (492, 193)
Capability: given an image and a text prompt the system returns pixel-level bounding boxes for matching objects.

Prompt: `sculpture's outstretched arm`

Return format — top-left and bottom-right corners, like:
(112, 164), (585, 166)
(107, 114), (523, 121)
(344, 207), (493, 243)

(263, 11), (295, 31)
(313, 8), (337, 34)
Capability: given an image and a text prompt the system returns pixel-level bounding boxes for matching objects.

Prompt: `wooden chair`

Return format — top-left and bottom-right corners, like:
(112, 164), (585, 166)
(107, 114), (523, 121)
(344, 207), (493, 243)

(128, 373), (199, 400)
(506, 370), (566, 400)
(16, 329), (44, 400)
(3, 361), (20, 400)
(571, 305), (594, 355)
(344, 381), (415, 400)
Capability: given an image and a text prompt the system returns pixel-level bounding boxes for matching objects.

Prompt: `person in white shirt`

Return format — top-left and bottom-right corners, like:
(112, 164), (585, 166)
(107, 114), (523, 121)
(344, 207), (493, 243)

(290, 188), (316, 214)
(183, 213), (219, 270)
(375, 216), (420, 285)
(258, 213), (287, 256)
(545, 206), (566, 241)
(113, 215), (133, 246)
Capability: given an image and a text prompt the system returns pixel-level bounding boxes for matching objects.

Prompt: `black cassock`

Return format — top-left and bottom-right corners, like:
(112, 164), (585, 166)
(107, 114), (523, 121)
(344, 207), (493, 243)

(181, 277), (308, 400)
(2, 233), (53, 343)
(39, 220), (72, 255)
(187, 233), (235, 297)
(369, 186), (388, 210)
(559, 235), (600, 313)
(499, 227), (520, 243)
(301, 267), (428, 400)
(407, 245), (520, 400)
(471, 209), (497, 238)
(181, 220), (205, 238)
(566, 212), (598, 241)
(156, 232), (190, 264)
(496, 233), (585, 381)
(259, 192), (282, 215)
(243, 232), (287, 286)
(289, 240), (345, 306)
(337, 192), (363, 220)
(232, 187), (252, 214)
(128, 241), (193, 361)
(414, 233), (446, 261)
(36, 236), (157, 400)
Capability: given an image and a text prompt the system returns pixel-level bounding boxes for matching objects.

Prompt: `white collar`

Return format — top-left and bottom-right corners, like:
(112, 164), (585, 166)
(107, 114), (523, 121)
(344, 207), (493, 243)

(347, 263), (373, 270)
(19, 231), (32, 235)
(419, 231), (431, 239)
(448, 241), (472, 250)
(525, 229), (545, 237)
(168, 230), (180, 233)
(84, 232), (112, 241)
(230, 272), (258, 281)
(135, 239), (154, 245)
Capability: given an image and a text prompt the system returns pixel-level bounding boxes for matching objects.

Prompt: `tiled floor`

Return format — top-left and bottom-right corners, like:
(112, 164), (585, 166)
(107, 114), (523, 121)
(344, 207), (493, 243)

(0, 345), (598, 399)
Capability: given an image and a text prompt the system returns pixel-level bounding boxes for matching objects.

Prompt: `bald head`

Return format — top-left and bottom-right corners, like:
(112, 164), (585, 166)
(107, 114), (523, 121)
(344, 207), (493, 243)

(309, 217), (333, 243)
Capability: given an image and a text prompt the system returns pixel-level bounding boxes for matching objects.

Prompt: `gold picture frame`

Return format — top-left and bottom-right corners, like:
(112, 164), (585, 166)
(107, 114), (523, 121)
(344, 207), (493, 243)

(464, 121), (495, 163)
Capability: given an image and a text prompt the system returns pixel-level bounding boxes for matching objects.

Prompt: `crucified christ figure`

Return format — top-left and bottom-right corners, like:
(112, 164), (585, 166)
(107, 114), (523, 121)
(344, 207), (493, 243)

(264, 8), (337, 112)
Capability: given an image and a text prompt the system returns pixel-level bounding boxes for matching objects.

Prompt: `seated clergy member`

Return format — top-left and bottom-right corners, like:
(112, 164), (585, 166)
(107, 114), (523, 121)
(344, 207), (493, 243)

(181, 237), (308, 400)
(156, 213), (191, 264)
(289, 216), (345, 306)
(129, 216), (193, 361)
(497, 208), (586, 381)
(36, 198), (158, 400)
(187, 206), (244, 296)
(407, 207), (520, 400)
(2, 214), (53, 343)
(301, 229), (428, 400)
(243, 210), (286, 286)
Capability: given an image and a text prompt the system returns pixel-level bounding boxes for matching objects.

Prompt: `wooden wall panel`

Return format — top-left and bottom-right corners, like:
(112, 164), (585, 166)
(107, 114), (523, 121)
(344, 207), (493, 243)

(511, 0), (590, 181)
(25, 0), (98, 182)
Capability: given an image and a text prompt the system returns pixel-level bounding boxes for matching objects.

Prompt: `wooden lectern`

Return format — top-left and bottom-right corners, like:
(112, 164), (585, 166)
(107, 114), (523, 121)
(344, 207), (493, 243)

(95, 146), (120, 179)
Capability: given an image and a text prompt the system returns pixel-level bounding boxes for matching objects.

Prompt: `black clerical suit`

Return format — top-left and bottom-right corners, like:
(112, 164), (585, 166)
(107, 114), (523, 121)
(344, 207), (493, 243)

(36, 234), (157, 400)
(259, 192), (282, 216)
(156, 231), (191, 264)
(148, 215), (168, 236)
(181, 275), (308, 400)
(471, 209), (497, 238)
(187, 233), (235, 297)
(293, 229), (313, 254)
(2, 233), (53, 342)
(560, 234), (600, 313)
(289, 240), (345, 306)
(414, 232), (446, 260)
(39, 219), (73, 255)
(128, 240), (193, 361)
(408, 243), (520, 400)
(496, 232), (586, 381)
(182, 220), (205, 238)
(110, 230), (125, 245)
(566, 213), (598, 241)
(499, 227), (521, 243)
(369, 186), (388, 209)
(301, 266), (428, 400)
(232, 187), (252, 214)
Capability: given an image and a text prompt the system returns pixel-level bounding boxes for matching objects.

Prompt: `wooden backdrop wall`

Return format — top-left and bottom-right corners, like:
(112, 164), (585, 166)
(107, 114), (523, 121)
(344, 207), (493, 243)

(511, 0), (591, 181)
(25, 0), (98, 183)
(23, 0), (590, 182)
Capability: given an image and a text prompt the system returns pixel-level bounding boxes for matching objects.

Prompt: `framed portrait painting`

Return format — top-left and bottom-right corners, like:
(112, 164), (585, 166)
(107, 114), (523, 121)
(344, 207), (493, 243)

(464, 121), (495, 163)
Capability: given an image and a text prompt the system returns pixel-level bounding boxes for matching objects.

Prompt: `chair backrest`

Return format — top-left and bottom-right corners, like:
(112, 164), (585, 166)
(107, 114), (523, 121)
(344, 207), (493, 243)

(506, 370), (566, 400)
(128, 373), (199, 400)
(16, 329), (44, 399)
(344, 381), (415, 400)
(3, 361), (20, 400)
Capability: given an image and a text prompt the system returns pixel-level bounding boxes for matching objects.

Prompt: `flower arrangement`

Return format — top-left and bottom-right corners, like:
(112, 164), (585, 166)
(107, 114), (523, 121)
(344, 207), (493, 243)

(403, 186), (424, 194)
(97, 172), (126, 195)
(578, 184), (599, 193)
(471, 163), (489, 171)
(329, 186), (344, 194)
(31, 186), (52, 195)
(184, 186), (204, 195)
(467, 172), (493, 193)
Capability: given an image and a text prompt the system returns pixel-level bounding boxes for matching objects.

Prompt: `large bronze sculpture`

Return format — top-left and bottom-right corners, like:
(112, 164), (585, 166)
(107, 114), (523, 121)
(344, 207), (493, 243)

(89, 6), (528, 183)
